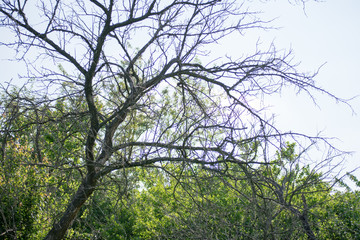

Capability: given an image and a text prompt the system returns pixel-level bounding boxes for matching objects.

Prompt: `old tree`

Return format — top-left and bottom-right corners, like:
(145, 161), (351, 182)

(0, 0), (357, 239)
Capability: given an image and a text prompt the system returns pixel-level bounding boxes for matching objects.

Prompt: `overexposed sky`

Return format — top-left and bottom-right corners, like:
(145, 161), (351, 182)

(207, 0), (360, 181)
(252, 0), (360, 179)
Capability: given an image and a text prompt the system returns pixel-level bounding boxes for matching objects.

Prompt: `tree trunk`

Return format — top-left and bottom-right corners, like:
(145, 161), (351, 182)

(299, 214), (317, 240)
(289, 205), (317, 240)
(44, 174), (97, 240)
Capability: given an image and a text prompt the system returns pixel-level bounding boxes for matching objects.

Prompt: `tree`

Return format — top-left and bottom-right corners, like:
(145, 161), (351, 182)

(106, 142), (355, 239)
(0, 141), (43, 239)
(0, 0), (347, 239)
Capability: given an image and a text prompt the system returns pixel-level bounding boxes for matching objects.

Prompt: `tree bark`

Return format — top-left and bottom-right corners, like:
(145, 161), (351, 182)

(288, 205), (317, 240)
(299, 214), (317, 240)
(300, 194), (317, 240)
(44, 173), (98, 240)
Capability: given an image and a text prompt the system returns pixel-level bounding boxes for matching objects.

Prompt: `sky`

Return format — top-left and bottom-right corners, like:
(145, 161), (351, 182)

(251, 0), (360, 181)
(1, 0), (359, 184)
(205, 0), (360, 183)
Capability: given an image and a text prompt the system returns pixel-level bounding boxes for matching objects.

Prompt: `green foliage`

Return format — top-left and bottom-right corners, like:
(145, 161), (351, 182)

(0, 141), (48, 239)
(278, 142), (297, 162)
(1, 88), (359, 239)
(92, 143), (359, 239)
(0, 90), (88, 239)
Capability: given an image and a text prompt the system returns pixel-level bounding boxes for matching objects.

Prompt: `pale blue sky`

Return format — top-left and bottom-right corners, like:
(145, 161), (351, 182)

(1, 0), (359, 182)
(253, 0), (360, 179)
(199, 0), (360, 181)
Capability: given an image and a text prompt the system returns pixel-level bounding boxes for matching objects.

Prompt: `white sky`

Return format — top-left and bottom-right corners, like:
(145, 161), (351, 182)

(1, 0), (359, 182)
(253, 0), (360, 180)
(206, 0), (360, 183)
